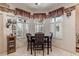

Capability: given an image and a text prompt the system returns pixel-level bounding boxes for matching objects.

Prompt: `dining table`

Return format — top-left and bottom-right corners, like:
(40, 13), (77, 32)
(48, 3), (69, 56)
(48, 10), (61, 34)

(30, 35), (49, 55)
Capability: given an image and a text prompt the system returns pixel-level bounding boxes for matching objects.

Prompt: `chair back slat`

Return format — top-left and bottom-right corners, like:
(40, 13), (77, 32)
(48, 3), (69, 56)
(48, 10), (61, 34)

(35, 33), (44, 44)
(49, 33), (53, 41)
(26, 33), (31, 41)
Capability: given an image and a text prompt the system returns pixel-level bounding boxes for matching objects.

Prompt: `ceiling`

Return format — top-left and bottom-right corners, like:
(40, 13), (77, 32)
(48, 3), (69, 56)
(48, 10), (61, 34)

(9, 3), (77, 14)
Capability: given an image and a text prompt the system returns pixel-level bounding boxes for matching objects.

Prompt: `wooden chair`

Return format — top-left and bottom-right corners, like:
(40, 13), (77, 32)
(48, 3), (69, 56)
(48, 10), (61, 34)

(44, 33), (53, 51)
(33, 33), (44, 56)
(49, 33), (53, 51)
(26, 33), (31, 51)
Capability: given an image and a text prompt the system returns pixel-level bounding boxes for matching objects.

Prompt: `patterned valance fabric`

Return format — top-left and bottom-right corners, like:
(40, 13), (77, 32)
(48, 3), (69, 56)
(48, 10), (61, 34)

(0, 6), (15, 14)
(49, 7), (64, 17)
(15, 7), (64, 19)
(15, 6), (75, 19)
(33, 13), (46, 20)
(15, 8), (31, 18)
(65, 6), (75, 13)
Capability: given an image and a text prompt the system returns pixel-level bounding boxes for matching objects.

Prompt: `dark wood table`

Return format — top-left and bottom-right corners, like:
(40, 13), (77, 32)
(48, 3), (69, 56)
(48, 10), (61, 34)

(31, 36), (49, 55)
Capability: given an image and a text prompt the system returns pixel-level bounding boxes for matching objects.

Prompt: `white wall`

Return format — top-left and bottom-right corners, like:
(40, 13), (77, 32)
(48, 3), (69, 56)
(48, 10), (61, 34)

(53, 10), (76, 53)
(0, 13), (4, 54)
(76, 5), (79, 33)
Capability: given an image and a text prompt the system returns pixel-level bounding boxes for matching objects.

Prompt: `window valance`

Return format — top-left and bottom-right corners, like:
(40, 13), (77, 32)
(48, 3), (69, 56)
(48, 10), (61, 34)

(33, 13), (46, 20)
(49, 7), (64, 17)
(15, 8), (31, 18)
(0, 6), (15, 14)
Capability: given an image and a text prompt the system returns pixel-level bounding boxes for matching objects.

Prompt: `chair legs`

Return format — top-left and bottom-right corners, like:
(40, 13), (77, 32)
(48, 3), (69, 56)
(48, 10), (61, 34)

(33, 45), (36, 56)
(27, 42), (29, 51)
(50, 43), (52, 51)
(34, 50), (36, 56)
(27, 41), (30, 51)
(50, 46), (52, 51)
(34, 45), (44, 56)
(43, 45), (44, 56)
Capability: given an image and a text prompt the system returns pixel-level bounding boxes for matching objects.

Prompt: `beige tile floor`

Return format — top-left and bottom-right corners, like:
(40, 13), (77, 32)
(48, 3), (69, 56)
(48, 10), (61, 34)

(1, 46), (78, 56)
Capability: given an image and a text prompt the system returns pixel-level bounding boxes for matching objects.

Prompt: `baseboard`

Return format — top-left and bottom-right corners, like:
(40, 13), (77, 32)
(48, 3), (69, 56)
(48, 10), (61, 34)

(53, 44), (78, 56)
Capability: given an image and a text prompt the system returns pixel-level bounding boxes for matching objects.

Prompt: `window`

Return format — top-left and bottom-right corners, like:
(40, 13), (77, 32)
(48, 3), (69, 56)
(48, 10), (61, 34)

(25, 23), (29, 33)
(16, 22), (23, 39)
(51, 18), (55, 23)
(50, 16), (63, 39)
(23, 23), (29, 38)
(55, 16), (63, 39)
(50, 18), (56, 38)
(56, 23), (63, 39)
(35, 23), (44, 33)
(56, 16), (63, 22)
(16, 17), (29, 39)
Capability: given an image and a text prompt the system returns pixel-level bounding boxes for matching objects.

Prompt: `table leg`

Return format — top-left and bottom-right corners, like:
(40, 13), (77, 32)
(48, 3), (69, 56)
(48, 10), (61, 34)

(31, 38), (32, 55)
(47, 37), (49, 54)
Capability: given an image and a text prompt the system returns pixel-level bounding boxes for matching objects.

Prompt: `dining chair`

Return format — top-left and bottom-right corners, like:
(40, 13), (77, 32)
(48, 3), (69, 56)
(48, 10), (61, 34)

(26, 33), (31, 51)
(33, 33), (44, 56)
(44, 32), (53, 51)
(49, 32), (53, 51)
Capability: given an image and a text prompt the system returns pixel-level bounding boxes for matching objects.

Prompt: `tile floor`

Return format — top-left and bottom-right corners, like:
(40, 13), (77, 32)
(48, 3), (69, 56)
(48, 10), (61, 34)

(1, 46), (77, 56)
